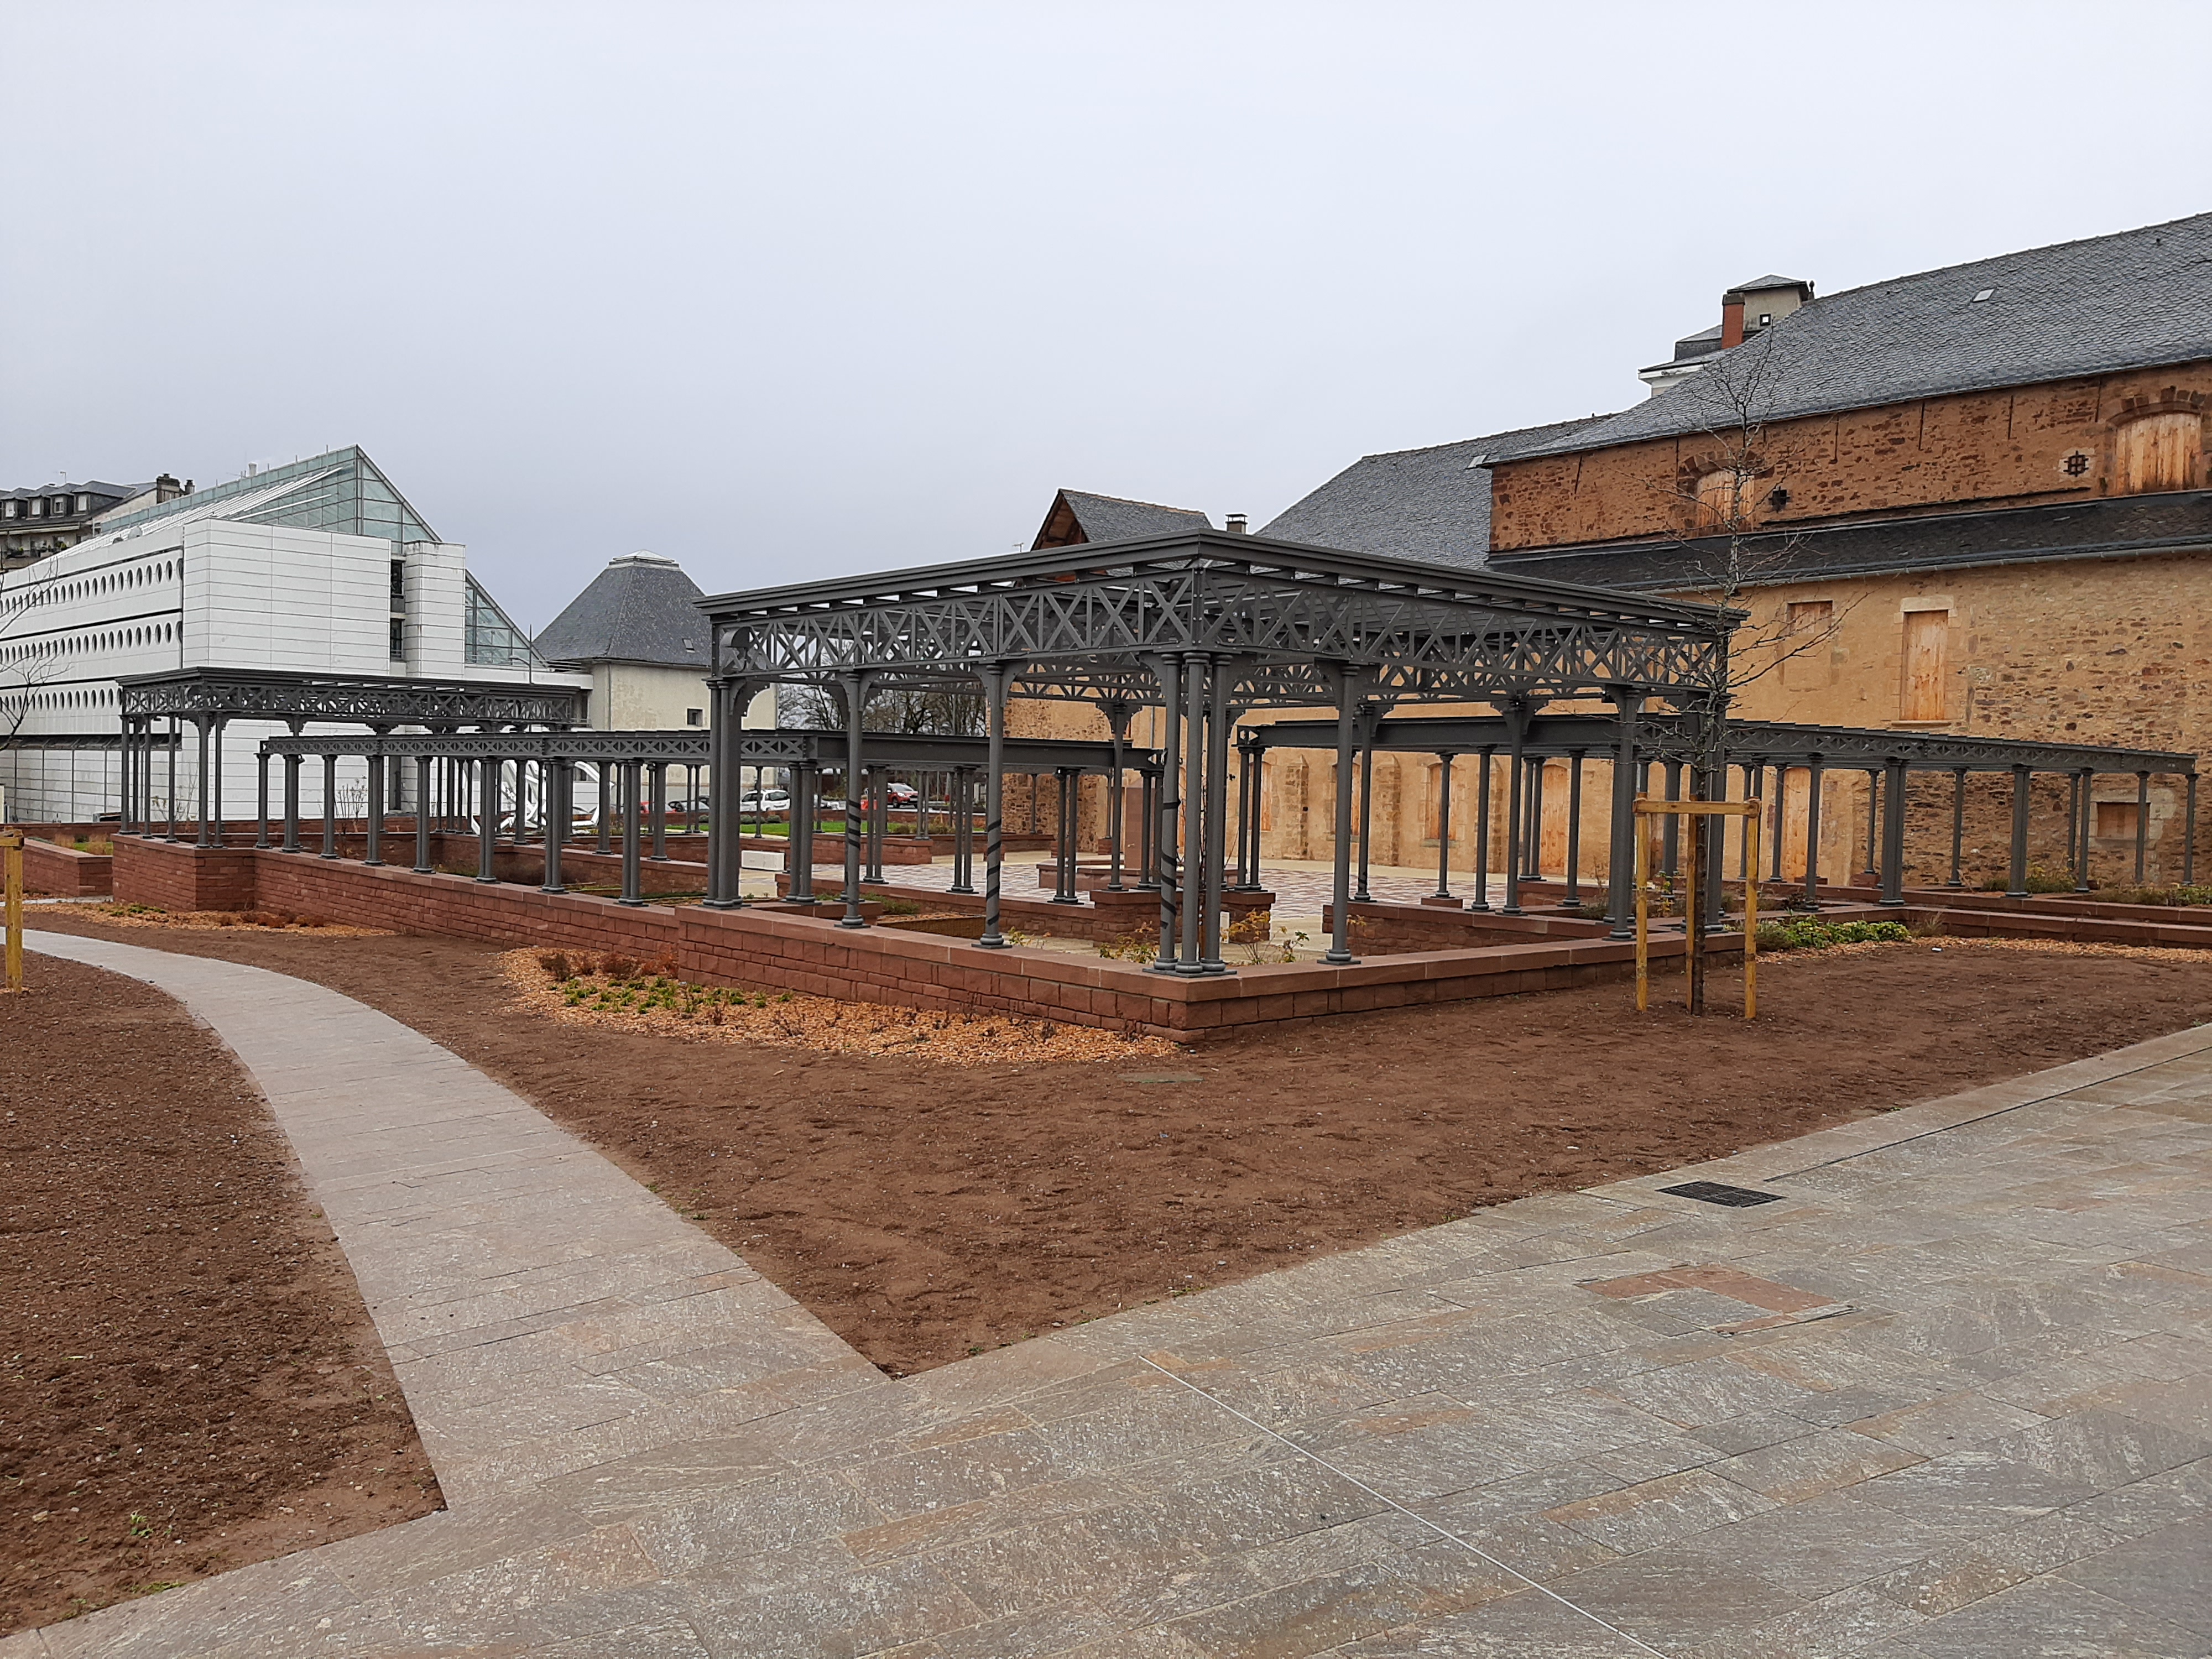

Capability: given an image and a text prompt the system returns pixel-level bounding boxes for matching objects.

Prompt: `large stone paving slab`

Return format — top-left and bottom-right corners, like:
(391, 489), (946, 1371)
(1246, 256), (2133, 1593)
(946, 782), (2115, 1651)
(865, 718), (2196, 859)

(9, 929), (2212, 1657)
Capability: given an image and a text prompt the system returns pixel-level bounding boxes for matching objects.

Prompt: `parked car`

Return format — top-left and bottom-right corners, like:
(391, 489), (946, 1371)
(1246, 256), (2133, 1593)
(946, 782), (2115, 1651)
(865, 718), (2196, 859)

(738, 790), (792, 812)
(857, 782), (920, 810)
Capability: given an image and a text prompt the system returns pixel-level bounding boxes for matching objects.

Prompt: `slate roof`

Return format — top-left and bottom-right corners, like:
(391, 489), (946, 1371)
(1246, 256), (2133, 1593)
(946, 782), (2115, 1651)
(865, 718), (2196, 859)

(1517, 211), (2212, 463)
(2, 480), (147, 503)
(1485, 491), (2212, 592)
(1033, 489), (1212, 549)
(535, 553), (711, 668)
(1259, 415), (1613, 568)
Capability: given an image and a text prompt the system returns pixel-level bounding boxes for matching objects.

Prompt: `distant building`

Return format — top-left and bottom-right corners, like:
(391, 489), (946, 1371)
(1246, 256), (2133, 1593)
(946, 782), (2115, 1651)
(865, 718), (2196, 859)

(1031, 488), (1213, 549)
(3, 474), (191, 570)
(0, 446), (572, 822)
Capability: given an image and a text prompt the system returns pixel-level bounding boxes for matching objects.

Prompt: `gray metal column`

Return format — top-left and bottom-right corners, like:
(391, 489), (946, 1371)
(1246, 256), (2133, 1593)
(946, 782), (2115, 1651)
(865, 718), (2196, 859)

(1473, 749), (1495, 913)
(363, 742), (386, 866)
(477, 757), (500, 883)
(255, 752), (272, 849)
(1322, 670), (1360, 966)
(1523, 755), (1545, 881)
(1151, 656), (1183, 968)
(414, 754), (434, 873)
(1177, 654), (1207, 970)
(596, 763), (612, 854)
(649, 762), (668, 860)
(541, 760), (568, 894)
(865, 768), (887, 885)
(786, 760), (813, 900)
(1605, 691), (1638, 936)
(1660, 760), (1681, 877)
(619, 759), (645, 905)
(2135, 771), (2151, 884)
(2065, 772), (2084, 879)
(2006, 766), (2032, 898)
(1136, 764), (1160, 891)
(320, 754), (338, 859)
(1880, 756), (1908, 905)
(210, 719), (227, 846)
(2184, 774), (2199, 886)
(1050, 768), (1081, 904)
(166, 717), (180, 841)
(1803, 758), (1824, 902)
(1770, 764), (1787, 880)
(1861, 769), (1881, 884)
(1948, 768), (1968, 887)
(978, 662), (1014, 950)
(1564, 752), (1584, 905)
(1200, 660), (1234, 973)
(194, 717), (213, 847)
(2075, 770), (2095, 893)
(841, 676), (868, 927)
(703, 680), (737, 907)
(1432, 751), (1455, 902)
(1353, 739), (1375, 904)
(1502, 702), (1530, 916)
(281, 754), (302, 853)
(948, 765), (975, 895)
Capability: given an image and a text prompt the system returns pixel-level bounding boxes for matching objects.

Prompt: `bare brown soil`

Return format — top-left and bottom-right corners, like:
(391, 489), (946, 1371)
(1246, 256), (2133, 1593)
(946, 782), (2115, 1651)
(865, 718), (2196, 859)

(0, 951), (440, 1636)
(30, 910), (2211, 1381)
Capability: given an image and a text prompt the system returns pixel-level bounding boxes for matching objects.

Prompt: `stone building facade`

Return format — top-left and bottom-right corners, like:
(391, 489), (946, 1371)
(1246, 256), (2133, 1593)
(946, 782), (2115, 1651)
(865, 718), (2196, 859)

(1011, 211), (2212, 893)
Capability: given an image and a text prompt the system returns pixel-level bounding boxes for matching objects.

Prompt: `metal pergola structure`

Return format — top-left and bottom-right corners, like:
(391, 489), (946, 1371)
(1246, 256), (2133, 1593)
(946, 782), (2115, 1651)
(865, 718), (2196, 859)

(1257, 712), (2199, 928)
(113, 533), (2204, 973)
(697, 530), (1743, 966)
(114, 668), (590, 852)
(244, 726), (1132, 910)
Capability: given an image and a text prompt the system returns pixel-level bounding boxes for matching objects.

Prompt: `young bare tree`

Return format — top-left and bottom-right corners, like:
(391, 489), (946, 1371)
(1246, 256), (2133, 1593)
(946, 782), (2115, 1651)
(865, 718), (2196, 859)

(1640, 328), (1856, 1011)
(0, 567), (65, 774)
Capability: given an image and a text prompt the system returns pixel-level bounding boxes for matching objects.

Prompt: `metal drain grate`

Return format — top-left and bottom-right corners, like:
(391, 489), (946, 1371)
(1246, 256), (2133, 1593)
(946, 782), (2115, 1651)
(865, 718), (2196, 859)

(1661, 1180), (1786, 1208)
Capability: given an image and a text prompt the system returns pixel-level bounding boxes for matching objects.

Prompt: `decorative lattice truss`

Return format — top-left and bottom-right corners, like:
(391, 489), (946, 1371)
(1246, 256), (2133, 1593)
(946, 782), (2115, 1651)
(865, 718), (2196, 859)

(702, 531), (1739, 707)
(256, 728), (1130, 773)
(119, 669), (587, 731)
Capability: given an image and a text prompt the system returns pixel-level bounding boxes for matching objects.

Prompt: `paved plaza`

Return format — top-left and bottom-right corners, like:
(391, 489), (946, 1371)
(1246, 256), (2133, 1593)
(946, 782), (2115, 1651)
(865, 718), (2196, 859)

(11, 930), (2212, 1657)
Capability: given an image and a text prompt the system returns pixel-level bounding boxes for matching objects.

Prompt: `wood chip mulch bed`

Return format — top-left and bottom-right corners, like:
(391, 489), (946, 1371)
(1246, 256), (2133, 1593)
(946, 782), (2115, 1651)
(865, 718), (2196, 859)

(503, 947), (1177, 1066)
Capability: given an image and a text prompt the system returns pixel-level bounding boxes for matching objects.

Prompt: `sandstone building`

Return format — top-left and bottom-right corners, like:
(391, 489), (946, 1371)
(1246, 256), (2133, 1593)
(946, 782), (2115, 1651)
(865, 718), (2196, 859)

(1015, 212), (2212, 891)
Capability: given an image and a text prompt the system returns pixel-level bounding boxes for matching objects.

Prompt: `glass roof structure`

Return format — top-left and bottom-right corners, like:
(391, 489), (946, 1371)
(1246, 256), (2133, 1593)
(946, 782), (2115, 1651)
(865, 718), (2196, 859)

(94, 446), (442, 544)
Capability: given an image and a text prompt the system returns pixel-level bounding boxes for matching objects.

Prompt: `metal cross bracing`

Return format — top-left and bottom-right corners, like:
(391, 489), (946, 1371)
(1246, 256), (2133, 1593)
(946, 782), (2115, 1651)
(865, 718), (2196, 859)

(701, 531), (1738, 707)
(117, 667), (588, 730)
(697, 531), (1743, 969)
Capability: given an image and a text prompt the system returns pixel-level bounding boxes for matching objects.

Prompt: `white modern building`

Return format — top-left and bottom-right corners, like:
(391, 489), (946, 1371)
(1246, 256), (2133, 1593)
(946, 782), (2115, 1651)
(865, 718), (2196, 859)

(0, 446), (581, 822)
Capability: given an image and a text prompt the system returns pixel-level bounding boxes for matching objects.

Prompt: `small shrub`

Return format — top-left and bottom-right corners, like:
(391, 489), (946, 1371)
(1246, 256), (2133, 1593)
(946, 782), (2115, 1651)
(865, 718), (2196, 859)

(212, 912), (238, 927)
(1225, 909), (1272, 945)
(602, 954), (639, 982)
(536, 950), (573, 982)
(1754, 918), (1911, 952)
(1095, 933), (1156, 962)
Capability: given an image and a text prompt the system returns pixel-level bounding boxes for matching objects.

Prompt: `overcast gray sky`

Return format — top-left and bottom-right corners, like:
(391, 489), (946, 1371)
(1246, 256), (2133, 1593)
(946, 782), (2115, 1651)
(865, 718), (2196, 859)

(6, 1), (2208, 625)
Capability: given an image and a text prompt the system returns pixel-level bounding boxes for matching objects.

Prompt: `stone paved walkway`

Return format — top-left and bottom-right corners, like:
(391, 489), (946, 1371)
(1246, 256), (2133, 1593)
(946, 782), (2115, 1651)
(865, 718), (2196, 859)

(11, 930), (2212, 1657)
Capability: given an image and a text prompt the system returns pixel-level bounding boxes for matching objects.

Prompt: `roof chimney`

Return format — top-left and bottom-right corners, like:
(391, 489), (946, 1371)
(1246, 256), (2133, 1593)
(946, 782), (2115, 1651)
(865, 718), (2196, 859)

(1720, 290), (1746, 349)
(1225, 513), (1248, 535)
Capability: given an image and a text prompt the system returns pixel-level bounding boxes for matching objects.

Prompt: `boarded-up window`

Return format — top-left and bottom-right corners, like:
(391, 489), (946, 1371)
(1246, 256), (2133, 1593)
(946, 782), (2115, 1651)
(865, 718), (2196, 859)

(1900, 609), (1949, 721)
(2095, 801), (2141, 839)
(1694, 469), (1745, 528)
(1783, 599), (1834, 691)
(2114, 413), (2203, 494)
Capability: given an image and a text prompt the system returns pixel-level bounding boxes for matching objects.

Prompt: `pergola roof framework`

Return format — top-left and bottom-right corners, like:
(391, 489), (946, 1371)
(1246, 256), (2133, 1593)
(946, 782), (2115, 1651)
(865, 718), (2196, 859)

(255, 728), (1132, 774)
(701, 531), (1741, 708)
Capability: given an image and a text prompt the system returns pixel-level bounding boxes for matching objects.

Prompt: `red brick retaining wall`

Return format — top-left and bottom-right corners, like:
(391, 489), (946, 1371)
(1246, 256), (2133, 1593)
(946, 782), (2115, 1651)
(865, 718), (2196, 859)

(20, 839), (114, 898)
